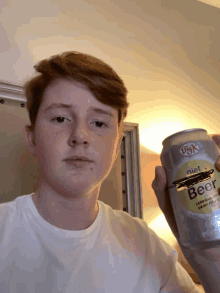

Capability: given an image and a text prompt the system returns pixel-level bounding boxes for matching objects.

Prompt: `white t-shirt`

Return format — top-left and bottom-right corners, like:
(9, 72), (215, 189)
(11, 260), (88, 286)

(0, 193), (200, 293)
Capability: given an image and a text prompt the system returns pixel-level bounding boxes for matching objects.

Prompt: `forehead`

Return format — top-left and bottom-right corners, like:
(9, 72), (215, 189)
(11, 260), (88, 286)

(44, 78), (94, 101)
(42, 78), (117, 117)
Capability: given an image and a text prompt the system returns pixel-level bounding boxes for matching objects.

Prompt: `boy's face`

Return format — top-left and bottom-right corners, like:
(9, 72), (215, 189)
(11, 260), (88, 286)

(24, 78), (124, 199)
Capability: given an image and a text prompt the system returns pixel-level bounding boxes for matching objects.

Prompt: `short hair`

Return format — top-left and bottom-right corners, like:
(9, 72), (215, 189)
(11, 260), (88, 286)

(23, 51), (130, 133)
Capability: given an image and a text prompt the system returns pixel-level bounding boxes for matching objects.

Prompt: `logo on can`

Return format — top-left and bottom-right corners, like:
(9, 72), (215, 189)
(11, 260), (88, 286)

(180, 142), (201, 157)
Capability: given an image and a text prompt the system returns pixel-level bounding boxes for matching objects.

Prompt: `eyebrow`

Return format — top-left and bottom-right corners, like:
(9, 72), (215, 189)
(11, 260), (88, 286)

(43, 103), (114, 118)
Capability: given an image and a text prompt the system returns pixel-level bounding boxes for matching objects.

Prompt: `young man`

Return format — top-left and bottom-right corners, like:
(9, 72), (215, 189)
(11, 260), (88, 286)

(0, 51), (219, 292)
(25, 77), (124, 232)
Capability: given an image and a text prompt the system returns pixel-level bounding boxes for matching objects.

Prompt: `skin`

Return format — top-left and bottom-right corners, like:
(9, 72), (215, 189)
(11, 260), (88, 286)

(23, 78), (124, 230)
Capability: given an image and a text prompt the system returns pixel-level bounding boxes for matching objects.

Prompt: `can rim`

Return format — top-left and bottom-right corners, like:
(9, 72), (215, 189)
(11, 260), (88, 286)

(162, 128), (207, 146)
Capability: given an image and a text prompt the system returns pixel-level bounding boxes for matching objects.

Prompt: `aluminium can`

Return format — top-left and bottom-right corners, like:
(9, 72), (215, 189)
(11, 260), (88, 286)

(161, 128), (220, 250)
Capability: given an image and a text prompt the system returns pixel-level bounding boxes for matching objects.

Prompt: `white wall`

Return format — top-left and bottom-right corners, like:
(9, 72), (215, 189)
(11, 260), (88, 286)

(1, 0), (220, 155)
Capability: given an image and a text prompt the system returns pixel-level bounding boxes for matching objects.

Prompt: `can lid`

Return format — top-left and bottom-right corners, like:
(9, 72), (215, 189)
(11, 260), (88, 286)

(162, 128), (207, 146)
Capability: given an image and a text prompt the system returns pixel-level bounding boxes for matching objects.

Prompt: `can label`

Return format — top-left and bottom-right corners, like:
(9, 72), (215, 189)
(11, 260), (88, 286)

(161, 129), (220, 248)
(169, 160), (220, 214)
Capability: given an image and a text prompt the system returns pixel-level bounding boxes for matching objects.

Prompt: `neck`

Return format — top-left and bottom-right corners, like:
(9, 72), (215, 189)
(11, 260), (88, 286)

(32, 189), (99, 231)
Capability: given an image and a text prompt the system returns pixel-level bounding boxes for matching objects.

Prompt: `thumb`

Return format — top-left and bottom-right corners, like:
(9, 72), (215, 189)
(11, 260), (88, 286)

(155, 166), (160, 180)
(153, 166), (167, 190)
(152, 166), (180, 240)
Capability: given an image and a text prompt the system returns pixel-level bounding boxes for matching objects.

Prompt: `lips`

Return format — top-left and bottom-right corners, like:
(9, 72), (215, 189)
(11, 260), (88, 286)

(64, 155), (92, 162)
(65, 159), (92, 169)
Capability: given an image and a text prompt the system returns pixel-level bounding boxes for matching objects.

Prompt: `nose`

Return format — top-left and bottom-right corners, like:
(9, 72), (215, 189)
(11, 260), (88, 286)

(68, 120), (90, 145)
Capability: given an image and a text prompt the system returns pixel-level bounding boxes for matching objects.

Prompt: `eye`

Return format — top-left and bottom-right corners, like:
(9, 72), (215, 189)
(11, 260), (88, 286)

(51, 117), (70, 123)
(51, 117), (108, 129)
(92, 121), (108, 129)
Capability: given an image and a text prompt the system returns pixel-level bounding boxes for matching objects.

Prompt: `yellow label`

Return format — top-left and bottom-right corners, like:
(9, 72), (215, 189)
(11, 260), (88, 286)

(171, 160), (220, 214)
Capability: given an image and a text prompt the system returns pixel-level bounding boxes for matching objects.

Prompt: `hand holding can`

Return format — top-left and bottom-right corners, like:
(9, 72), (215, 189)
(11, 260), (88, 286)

(152, 130), (220, 250)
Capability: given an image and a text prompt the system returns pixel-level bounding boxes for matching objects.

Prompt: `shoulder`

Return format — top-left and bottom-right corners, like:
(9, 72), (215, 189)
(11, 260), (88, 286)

(0, 195), (29, 229)
(0, 197), (17, 219)
(99, 200), (181, 290)
(99, 200), (177, 259)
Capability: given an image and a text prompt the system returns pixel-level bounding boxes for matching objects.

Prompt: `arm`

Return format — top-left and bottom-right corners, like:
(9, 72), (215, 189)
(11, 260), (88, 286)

(152, 134), (220, 293)
(180, 245), (220, 293)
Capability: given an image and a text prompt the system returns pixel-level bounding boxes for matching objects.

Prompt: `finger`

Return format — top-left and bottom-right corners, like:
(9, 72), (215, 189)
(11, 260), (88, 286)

(152, 166), (168, 209)
(209, 135), (220, 172)
(152, 166), (179, 239)
(215, 156), (220, 172)
(210, 134), (220, 148)
(152, 166), (166, 189)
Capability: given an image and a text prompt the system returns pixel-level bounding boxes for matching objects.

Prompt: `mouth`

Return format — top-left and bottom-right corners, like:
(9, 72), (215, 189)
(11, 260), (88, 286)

(66, 159), (91, 162)
(64, 156), (93, 162)
(65, 160), (92, 168)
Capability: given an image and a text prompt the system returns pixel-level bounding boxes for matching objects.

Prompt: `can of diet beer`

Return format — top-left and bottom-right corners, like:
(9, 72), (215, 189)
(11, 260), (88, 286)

(161, 128), (220, 250)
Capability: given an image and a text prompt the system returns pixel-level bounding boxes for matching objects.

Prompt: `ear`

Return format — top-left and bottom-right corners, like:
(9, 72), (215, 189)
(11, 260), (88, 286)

(22, 125), (36, 157)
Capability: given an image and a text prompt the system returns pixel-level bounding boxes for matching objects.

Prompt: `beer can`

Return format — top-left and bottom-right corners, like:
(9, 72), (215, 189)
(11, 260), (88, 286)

(161, 128), (220, 250)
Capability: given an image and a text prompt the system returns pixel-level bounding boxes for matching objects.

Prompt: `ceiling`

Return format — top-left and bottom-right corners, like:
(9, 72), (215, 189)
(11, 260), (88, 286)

(1, 0), (220, 154)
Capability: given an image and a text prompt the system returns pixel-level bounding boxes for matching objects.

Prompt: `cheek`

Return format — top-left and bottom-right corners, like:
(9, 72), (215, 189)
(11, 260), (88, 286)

(37, 128), (64, 149)
(34, 136), (61, 165)
(107, 140), (118, 157)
